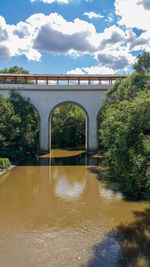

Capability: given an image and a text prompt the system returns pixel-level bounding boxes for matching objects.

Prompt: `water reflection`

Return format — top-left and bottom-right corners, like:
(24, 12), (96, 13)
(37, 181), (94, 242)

(53, 167), (86, 200)
(0, 149), (149, 267)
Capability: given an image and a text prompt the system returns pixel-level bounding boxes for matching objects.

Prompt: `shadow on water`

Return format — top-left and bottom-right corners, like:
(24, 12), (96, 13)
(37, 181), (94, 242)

(85, 166), (150, 266)
(19, 151), (100, 166)
(85, 208), (150, 267)
(86, 233), (121, 267)
(116, 208), (150, 266)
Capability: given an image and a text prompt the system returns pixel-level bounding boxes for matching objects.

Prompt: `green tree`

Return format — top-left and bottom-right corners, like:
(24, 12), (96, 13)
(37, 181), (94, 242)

(0, 95), (20, 149)
(133, 51), (150, 73)
(51, 104), (85, 148)
(98, 52), (150, 199)
(9, 91), (39, 152)
(0, 66), (29, 74)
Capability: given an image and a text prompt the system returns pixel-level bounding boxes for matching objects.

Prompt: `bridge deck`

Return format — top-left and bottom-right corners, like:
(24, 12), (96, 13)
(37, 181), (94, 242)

(0, 74), (127, 86)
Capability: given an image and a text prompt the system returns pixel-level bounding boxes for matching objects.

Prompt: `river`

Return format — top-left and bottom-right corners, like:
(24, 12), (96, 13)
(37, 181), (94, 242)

(0, 149), (149, 266)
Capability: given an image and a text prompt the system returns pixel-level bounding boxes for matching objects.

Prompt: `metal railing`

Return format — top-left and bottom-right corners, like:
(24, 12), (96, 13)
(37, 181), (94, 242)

(0, 74), (128, 86)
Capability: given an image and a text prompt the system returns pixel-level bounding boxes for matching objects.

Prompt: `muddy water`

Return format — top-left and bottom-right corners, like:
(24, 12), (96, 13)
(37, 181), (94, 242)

(0, 149), (149, 267)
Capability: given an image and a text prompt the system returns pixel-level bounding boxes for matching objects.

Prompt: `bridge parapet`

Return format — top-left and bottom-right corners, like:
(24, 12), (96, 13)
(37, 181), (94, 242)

(0, 74), (127, 86)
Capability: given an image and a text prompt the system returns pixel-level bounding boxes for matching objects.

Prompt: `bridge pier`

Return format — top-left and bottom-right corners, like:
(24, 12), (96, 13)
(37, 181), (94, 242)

(87, 113), (98, 154)
(39, 113), (49, 154)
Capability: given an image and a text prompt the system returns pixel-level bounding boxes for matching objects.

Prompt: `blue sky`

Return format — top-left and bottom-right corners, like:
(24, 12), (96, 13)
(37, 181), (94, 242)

(0, 0), (150, 74)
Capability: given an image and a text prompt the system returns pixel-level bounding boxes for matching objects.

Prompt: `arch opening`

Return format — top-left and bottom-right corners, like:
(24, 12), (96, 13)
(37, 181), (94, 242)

(49, 102), (88, 151)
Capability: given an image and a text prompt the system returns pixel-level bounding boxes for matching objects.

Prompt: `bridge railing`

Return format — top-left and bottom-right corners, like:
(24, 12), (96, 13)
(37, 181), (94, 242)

(0, 74), (128, 86)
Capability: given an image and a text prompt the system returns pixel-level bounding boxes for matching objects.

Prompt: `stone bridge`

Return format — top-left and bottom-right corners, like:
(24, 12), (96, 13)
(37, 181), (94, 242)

(0, 74), (127, 154)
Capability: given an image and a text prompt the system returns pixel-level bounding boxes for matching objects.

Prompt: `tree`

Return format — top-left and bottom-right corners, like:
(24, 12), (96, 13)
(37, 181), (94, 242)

(51, 104), (85, 148)
(0, 95), (20, 149)
(133, 51), (150, 73)
(98, 52), (150, 199)
(9, 91), (39, 152)
(0, 66), (29, 74)
(100, 91), (150, 199)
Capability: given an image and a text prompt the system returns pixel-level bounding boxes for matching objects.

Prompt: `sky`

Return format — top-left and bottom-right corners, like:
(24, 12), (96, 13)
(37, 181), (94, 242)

(0, 0), (150, 74)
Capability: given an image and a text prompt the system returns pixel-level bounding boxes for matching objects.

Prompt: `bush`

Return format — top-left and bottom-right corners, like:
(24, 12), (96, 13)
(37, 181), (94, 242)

(100, 91), (150, 199)
(98, 52), (150, 200)
(0, 91), (39, 159)
(0, 158), (11, 169)
(51, 103), (85, 148)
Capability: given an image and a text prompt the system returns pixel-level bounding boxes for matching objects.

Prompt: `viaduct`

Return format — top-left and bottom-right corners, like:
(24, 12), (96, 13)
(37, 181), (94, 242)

(0, 74), (127, 154)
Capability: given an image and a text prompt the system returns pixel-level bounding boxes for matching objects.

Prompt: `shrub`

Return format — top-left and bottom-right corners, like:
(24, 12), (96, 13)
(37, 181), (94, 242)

(0, 158), (11, 169)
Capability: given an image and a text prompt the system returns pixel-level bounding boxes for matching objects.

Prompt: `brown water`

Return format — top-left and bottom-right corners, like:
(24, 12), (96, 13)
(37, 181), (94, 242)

(0, 149), (149, 267)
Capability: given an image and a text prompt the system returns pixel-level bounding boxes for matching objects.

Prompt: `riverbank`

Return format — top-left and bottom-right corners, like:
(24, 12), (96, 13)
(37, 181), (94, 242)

(0, 164), (16, 176)
(0, 155), (31, 177)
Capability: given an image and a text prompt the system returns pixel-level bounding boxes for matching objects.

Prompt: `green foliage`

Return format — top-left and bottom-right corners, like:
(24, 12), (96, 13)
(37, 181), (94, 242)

(9, 91), (39, 152)
(0, 91), (39, 161)
(0, 66), (30, 84)
(0, 95), (20, 148)
(0, 66), (29, 74)
(0, 158), (11, 169)
(51, 104), (85, 148)
(99, 52), (150, 199)
(133, 51), (150, 73)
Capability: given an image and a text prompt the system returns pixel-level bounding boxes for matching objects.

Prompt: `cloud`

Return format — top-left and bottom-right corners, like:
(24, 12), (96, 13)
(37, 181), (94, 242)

(0, 45), (10, 58)
(99, 25), (125, 49)
(67, 47), (135, 74)
(0, 10), (148, 72)
(0, 17), (9, 42)
(13, 22), (31, 38)
(68, 65), (114, 74)
(33, 23), (96, 54)
(83, 11), (104, 19)
(31, 0), (69, 4)
(137, 0), (150, 10)
(97, 53), (131, 70)
(0, 26), (8, 42)
(115, 0), (150, 31)
(114, 0), (150, 54)
(67, 67), (84, 74)
(129, 30), (150, 51)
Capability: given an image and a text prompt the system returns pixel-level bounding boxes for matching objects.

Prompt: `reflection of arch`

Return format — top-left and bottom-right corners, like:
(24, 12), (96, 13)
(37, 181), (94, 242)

(48, 101), (89, 151)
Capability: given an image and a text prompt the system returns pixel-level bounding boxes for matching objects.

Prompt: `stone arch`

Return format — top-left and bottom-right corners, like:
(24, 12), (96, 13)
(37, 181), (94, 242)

(48, 100), (89, 151)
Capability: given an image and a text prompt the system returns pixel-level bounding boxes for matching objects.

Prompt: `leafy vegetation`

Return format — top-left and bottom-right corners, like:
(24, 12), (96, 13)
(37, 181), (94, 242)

(0, 158), (11, 169)
(0, 92), (39, 162)
(0, 66), (39, 164)
(99, 52), (150, 199)
(0, 65), (29, 74)
(51, 103), (85, 148)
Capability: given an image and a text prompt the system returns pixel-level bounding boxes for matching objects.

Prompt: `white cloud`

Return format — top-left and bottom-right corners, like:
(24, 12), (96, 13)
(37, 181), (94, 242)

(115, 0), (150, 31)
(68, 65), (114, 74)
(31, 0), (69, 4)
(105, 13), (114, 23)
(138, 0), (150, 10)
(98, 25), (126, 50)
(83, 11), (104, 19)
(68, 50), (134, 75)
(0, 10), (148, 72)
(67, 67), (84, 74)
(83, 65), (114, 74)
